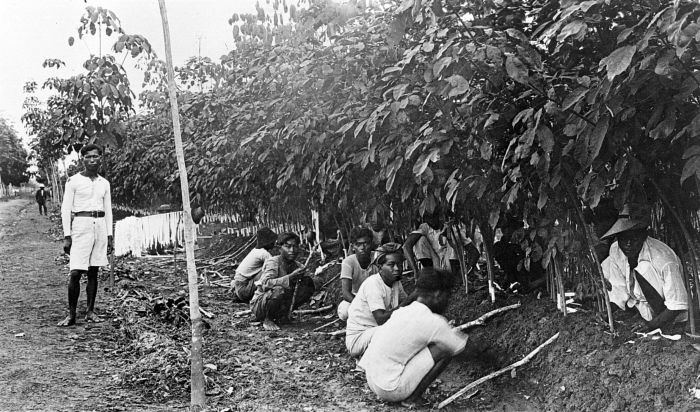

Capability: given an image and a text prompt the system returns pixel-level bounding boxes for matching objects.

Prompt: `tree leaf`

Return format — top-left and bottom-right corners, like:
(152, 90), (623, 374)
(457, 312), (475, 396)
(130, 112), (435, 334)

(599, 45), (636, 81)
(506, 56), (529, 84)
(446, 75), (469, 97)
(585, 115), (610, 166)
(683, 145), (700, 159)
(681, 155), (700, 183)
(562, 88), (587, 111)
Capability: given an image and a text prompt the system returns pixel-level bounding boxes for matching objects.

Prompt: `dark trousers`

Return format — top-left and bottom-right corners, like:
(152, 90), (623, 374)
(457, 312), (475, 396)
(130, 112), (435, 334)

(251, 277), (315, 322)
(38, 202), (47, 215)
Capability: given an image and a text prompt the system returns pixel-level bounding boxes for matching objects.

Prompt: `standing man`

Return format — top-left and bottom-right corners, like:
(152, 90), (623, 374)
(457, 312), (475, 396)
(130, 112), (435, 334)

(58, 144), (113, 326)
(35, 184), (49, 216)
(601, 203), (688, 332)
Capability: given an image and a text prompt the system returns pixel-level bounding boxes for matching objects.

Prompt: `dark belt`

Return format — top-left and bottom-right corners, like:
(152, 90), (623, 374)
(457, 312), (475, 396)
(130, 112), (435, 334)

(74, 211), (105, 218)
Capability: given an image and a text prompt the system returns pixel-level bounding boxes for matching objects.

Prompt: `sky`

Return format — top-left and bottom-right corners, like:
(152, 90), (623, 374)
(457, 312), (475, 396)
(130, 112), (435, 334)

(0, 0), (257, 144)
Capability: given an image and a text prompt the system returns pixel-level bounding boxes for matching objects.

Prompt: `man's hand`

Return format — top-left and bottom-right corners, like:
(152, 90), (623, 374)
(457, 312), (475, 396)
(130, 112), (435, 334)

(288, 266), (306, 282)
(631, 319), (649, 333)
(63, 236), (72, 255)
(107, 235), (114, 255)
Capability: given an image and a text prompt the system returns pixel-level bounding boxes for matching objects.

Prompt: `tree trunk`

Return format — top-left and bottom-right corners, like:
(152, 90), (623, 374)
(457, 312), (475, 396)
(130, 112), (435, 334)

(157, 1), (206, 409)
(479, 220), (497, 303)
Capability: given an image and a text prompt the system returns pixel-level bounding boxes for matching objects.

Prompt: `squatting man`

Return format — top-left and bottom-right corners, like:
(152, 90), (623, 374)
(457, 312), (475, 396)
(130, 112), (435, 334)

(58, 144), (113, 326)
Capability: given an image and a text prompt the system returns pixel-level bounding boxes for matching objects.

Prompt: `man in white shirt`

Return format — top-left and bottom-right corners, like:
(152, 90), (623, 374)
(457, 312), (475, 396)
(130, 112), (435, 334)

(58, 144), (113, 326)
(338, 227), (378, 321)
(232, 227), (277, 302)
(359, 267), (467, 405)
(601, 203), (688, 332)
(345, 243), (407, 357)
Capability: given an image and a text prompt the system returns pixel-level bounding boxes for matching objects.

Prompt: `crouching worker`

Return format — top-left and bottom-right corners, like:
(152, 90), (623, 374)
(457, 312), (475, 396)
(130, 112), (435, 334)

(250, 232), (315, 331)
(346, 243), (407, 357)
(358, 268), (467, 405)
(601, 203), (688, 332)
(232, 227), (277, 302)
(338, 227), (378, 321)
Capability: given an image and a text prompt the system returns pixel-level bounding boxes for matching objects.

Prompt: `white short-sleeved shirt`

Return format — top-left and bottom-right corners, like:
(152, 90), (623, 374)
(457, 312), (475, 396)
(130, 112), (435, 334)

(233, 248), (272, 282)
(412, 223), (454, 269)
(359, 301), (467, 391)
(340, 254), (378, 294)
(602, 237), (688, 321)
(346, 274), (405, 336)
(61, 173), (113, 236)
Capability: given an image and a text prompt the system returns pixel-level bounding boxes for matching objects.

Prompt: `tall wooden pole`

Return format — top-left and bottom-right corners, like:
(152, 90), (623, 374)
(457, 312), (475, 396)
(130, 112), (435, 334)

(157, 1), (206, 409)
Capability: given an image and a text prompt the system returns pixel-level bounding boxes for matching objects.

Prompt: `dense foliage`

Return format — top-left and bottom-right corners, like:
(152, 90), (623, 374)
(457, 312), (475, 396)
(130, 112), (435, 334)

(0, 117), (30, 186)
(24, 1), (700, 305)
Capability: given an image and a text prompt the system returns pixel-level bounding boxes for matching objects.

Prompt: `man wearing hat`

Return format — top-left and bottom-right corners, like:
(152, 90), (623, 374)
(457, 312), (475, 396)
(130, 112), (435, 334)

(601, 203), (688, 332)
(35, 184), (49, 215)
(250, 232), (315, 330)
(232, 227), (277, 302)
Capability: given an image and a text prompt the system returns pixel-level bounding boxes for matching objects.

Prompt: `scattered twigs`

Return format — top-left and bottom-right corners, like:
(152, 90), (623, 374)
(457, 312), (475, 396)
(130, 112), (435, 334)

(327, 329), (346, 337)
(293, 304), (333, 316)
(199, 307), (214, 318)
(321, 273), (341, 289)
(234, 309), (252, 317)
(289, 245), (318, 318)
(455, 303), (521, 331)
(313, 318), (340, 332)
(438, 332), (560, 409)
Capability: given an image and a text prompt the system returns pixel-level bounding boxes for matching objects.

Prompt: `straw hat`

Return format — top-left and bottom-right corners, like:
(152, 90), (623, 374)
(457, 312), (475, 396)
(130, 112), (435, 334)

(601, 203), (651, 239)
(39, 184), (45, 188)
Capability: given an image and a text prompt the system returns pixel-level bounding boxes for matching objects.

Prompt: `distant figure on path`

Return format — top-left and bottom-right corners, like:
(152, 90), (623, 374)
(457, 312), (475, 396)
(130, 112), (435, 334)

(601, 203), (688, 332)
(35, 184), (49, 216)
(232, 227), (277, 302)
(250, 232), (315, 331)
(358, 268), (467, 406)
(345, 243), (407, 357)
(58, 144), (113, 326)
(337, 227), (378, 321)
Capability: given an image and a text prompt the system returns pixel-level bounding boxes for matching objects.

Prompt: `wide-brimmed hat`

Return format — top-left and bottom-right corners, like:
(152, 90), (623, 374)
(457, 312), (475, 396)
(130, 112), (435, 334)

(601, 203), (651, 239)
(39, 184), (45, 188)
(256, 227), (277, 247)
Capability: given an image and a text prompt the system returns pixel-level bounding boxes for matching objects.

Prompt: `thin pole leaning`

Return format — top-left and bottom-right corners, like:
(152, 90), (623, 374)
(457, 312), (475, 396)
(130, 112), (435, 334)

(157, 1), (206, 409)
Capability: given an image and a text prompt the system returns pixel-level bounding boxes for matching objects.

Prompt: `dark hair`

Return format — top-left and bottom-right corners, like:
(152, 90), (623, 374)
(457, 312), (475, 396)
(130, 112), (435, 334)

(350, 226), (373, 243)
(256, 227), (277, 248)
(80, 144), (103, 156)
(415, 267), (454, 293)
(277, 232), (300, 246)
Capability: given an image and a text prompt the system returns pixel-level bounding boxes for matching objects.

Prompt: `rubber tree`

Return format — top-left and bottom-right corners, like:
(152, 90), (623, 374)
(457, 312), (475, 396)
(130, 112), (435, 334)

(157, 0), (206, 409)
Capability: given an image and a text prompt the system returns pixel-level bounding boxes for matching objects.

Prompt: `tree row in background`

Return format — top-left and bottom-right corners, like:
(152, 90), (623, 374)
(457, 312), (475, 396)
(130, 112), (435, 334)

(23, 0), (700, 326)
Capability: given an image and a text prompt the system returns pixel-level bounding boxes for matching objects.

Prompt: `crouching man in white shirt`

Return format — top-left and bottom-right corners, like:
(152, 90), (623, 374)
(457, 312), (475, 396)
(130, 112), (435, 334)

(358, 267), (467, 405)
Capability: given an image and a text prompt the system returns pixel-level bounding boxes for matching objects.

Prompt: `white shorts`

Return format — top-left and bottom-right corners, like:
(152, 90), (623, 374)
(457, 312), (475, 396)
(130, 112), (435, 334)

(346, 327), (377, 357)
(69, 217), (108, 271)
(366, 346), (435, 402)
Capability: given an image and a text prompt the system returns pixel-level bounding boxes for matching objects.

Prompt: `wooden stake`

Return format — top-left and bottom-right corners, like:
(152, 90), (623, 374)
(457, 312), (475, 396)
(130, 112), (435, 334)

(455, 303), (521, 331)
(157, 1), (205, 409)
(438, 333), (560, 409)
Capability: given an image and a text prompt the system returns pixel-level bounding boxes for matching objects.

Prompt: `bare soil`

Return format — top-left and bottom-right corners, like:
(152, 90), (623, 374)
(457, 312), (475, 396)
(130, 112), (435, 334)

(3, 195), (700, 411)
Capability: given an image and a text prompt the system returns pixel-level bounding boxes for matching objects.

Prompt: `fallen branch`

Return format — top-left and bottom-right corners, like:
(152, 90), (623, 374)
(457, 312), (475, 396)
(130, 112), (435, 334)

(293, 304), (333, 315)
(456, 303), (521, 331)
(320, 273), (341, 289)
(234, 309), (252, 317)
(327, 328), (346, 337)
(313, 318), (340, 332)
(199, 307), (215, 318)
(438, 332), (560, 409)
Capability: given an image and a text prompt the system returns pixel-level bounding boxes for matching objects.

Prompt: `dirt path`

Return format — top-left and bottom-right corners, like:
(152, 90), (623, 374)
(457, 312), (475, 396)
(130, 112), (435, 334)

(0, 197), (164, 411)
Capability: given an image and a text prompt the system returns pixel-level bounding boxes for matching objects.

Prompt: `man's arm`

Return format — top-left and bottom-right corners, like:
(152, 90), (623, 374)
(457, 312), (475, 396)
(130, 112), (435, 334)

(61, 179), (75, 237)
(104, 180), (113, 252)
(403, 232), (423, 277)
(340, 257), (355, 302)
(371, 307), (398, 325)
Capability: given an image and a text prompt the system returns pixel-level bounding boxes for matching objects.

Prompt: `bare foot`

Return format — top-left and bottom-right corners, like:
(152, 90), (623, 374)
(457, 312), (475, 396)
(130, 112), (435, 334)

(262, 319), (280, 331)
(57, 316), (76, 327)
(84, 312), (103, 323)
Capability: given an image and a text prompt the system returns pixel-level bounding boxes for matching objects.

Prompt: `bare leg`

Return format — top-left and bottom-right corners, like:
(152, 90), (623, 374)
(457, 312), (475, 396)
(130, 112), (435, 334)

(58, 270), (83, 326)
(402, 345), (453, 405)
(85, 267), (102, 322)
